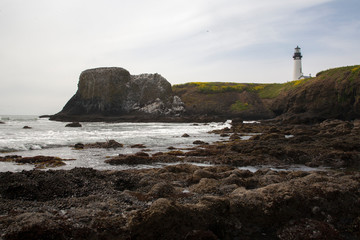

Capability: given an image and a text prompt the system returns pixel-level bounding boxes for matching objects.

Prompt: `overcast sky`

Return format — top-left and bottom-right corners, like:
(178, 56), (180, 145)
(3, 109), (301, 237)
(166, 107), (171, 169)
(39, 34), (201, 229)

(1, 0), (359, 115)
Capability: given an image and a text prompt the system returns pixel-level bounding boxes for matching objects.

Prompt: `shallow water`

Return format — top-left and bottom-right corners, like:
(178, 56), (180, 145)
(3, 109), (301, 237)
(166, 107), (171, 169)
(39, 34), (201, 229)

(0, 116), (327, 173)
(0, 115), (232, 172)
(238, 165), (329, 173)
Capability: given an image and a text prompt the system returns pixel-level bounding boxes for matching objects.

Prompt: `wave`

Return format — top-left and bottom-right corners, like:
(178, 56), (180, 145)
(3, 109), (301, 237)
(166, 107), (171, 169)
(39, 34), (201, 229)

(0, 143), (69, 153)
(1, 115), (39, 122)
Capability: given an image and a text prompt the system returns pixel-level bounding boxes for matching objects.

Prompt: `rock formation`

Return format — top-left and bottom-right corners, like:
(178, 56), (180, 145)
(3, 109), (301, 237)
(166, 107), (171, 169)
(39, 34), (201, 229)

(173, 65), (360, 123)
(50, 65), (360, 123)
(51, 67), (184, 121)
(270, 66), (360, 123)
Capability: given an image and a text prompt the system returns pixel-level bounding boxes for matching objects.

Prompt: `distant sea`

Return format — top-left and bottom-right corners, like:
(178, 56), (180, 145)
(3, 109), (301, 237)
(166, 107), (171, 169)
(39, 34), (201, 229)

(0, 115), (232, 172)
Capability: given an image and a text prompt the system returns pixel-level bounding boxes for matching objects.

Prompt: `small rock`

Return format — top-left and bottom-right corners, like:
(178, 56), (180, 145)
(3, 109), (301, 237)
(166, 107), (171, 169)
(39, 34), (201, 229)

(105, 154), (151, 165)
(65, 122), (82, 127)
(152, 152), (164, 156)
(131, 144), (147, 148)
(135, 152), (150, 157)
(230, 133), (240, 140)
(104, 140), (123, 148)
(193, 140), (208, 145)
(84, 140), (123, 149)
(166, 150), (185, 156)
(74, 143), (85, 149)
(6, 155), (74, 169)
(182, 133), (190, 137)
(23, 126), (32, 129)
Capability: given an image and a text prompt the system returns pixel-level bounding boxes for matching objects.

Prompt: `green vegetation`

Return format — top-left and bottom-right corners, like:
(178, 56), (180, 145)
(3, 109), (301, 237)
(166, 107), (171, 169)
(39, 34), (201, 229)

(230, 101), (250, 112)
(174, 77), (313, 99)
(173, 82), (246, 94)
(317, 65), (360, 83)
(253, 84), (283, 99)
(171, 65), (360, 118)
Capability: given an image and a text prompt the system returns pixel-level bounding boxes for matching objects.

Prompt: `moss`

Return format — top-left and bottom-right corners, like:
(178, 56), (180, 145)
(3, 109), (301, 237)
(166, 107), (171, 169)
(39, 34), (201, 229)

(230, 101), (250, 112)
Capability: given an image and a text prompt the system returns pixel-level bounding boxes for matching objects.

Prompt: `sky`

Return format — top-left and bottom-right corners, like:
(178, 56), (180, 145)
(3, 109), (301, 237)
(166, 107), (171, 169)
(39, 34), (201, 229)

(0, 0), (359, 115)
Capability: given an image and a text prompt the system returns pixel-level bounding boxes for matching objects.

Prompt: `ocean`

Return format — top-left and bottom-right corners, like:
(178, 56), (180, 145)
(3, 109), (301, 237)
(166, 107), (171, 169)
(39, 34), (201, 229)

(0, 115), (232, 172)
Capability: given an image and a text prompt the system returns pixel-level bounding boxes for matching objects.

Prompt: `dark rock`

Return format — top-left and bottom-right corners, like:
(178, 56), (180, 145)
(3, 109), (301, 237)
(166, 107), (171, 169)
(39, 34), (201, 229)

(148, 182), (177, 198)
(277, 218), (342, 240)
(185, 148), (220, 157)
(182, 133), (190, 137)
(65, 122), (82, 127)
(152, 152), (164, 156)
(74, 143), (85, 149)
(23, 126), (32, 129)
(84, 140), (123, 149)
(0, 165), (359, 239)
(39, 115), (52, 118)
(105, 155), (151, 165)
(0, 155), (74, 169)
(229, 133), (240, 140)
(185, 230), (219, 240)
(51, 67), (185, 121)
(270, 66), (360, 123)
(0, 121), (5, 124)
(135, 152), (150, 157)
(231, 118), (243, 126)
(166, 150), (185, 156)
(131, 144), (147, 148)
(15, 156), (72, 169)
(0, 155), (22, 162)
(193, 140), (208, 145)
(2, 120), (360, 239)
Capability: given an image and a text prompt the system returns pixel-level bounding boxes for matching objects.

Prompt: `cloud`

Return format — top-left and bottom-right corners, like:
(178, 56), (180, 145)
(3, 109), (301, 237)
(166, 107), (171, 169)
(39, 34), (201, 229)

(0, 0), (359, 114)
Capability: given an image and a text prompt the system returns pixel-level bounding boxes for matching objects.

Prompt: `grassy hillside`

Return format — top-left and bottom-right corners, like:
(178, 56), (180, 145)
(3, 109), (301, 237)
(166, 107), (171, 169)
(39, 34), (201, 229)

(271, 65), (360, 122)
(172, 65), (360, 121)
(173, 78), (312, 99)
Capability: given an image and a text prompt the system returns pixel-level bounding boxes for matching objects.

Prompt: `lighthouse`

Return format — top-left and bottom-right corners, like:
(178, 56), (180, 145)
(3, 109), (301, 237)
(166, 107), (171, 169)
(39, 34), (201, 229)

(293, 46), (303, 80)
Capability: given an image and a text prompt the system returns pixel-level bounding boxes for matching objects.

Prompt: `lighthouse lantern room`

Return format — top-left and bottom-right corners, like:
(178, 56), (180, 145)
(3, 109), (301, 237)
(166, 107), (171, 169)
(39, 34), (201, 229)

(293, 46), (303, 80)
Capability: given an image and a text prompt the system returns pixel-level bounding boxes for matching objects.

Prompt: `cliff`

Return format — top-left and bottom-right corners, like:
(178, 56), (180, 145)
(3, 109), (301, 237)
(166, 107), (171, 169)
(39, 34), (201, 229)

(51, 65), (360, 123)
(270, 65), (360, 123)
(172, 82), (275, 120)
(173, 65), (360, 123)
(50, 67), (184, 121)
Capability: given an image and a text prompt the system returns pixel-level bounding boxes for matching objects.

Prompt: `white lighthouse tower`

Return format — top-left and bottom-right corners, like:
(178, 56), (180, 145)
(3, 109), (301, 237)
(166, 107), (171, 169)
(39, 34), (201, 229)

(293, 46), (303, 80)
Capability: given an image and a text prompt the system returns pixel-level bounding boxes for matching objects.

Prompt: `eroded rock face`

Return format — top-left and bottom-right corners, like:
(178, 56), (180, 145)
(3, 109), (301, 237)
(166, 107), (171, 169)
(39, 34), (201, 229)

(52, 67), (184, 120)
(270, 66), (360, 123)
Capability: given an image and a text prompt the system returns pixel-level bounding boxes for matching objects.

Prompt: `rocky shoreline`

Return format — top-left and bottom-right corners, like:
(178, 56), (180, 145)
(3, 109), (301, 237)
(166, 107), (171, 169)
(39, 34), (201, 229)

(0, 119), (359, 239)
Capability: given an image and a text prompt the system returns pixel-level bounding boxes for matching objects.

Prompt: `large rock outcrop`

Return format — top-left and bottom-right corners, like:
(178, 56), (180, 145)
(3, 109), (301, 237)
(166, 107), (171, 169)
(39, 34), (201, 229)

(172, 65), (360, 123)
(270, 66), (360, 123)
(51, 67), (184, 121)
(172, 83), (275, 120)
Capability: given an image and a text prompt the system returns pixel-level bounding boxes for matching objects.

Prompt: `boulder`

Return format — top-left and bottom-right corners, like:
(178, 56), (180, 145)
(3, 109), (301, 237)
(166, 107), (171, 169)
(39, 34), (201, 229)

(83, 140), (123, 149)
(65, 122), (82, 127)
